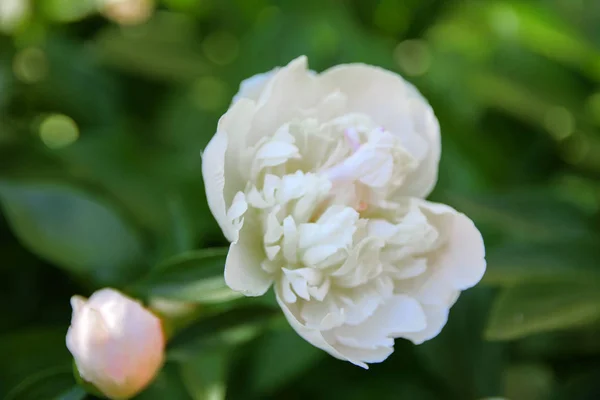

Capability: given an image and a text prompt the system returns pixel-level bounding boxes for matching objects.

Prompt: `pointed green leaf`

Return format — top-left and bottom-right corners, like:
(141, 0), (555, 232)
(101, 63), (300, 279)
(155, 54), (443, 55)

(486, 282), (600, 341)
(483, 241), (600, 286)
(0, 180), (145, 285)
(136, 248), (242, 304)
(167, 306), (276, 361)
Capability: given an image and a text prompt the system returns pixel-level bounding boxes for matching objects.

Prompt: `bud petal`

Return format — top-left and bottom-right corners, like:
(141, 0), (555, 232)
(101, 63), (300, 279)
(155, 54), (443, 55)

(66, 288), (165, 399)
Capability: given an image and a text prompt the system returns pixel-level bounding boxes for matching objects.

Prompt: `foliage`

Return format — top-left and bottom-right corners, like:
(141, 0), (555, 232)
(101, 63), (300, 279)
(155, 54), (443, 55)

(1, 0), (600, 399)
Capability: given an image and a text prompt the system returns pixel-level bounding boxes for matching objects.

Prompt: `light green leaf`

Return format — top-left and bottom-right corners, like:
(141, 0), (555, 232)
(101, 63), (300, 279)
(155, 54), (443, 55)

(486, 282), (600, 341)
(0, 180), (146, 285)
(179, 350), (229, 400)
(249, 328), (324, 395)
(483, 241), (600, 286)
(167, 306), (276, 361)
(40, 0), (97, 23)
(136, 248), (242, 304)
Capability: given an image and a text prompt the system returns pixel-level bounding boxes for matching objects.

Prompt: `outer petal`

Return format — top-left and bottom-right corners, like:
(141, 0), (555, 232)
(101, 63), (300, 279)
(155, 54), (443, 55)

(418, 200), (486, 291)
(390, 200), (484, 343)
(224, 217), (272, 296)
(400, 304), (449, 345)
(275, 281), (355, 365)
(329, 295), (427, 365)
(248, 56), (322, 145)
(400, 83), (441, 198)
(201, 99), (255, 242)
(319, 64), (440, 198)
(232, 70), (277, 103)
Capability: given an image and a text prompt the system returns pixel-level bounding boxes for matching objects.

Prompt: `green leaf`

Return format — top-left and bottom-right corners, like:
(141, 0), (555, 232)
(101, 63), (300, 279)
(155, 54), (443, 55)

(40, 0), (97, 23)
(249, 328), (324, 395)
(0, 180), (146, 285)
(416, 289), (505, 399)
(505, 364), (554, 400)
(134, 363), (192, 400)
(4, 367), (76, 400)
(486, 282), (600, 341)
(445, 190), (594, 241)
(179, 350), (229, 400)
(483, 241), (600, 286)
(0, 328), (73, 399)
(167, 306), (277, 361)
(53, 385), (87, 400)
(135, 248), (242, 304)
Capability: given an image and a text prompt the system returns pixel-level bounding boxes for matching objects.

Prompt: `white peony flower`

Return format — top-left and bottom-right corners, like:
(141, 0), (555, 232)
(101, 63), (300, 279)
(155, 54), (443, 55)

(66, 288), (165, 399)
(201, 56), (485, 368)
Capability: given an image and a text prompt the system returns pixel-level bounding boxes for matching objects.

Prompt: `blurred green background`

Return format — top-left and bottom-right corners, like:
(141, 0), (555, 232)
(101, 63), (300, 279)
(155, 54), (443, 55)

(1, 0), (600, 399)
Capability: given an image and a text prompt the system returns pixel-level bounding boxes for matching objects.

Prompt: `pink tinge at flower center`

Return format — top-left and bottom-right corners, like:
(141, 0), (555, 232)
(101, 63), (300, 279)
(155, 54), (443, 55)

(317, 121), (416, 215)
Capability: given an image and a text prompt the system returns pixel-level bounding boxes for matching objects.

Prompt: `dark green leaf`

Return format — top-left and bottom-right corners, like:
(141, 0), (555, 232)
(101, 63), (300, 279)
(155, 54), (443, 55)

(53, 385), (87, 400)
(416, 289), (505, 399)
(249, 328), (324, 395)
(505, 364), (554, 400)
(134, 363), (192, 400)
(4, 367), (75, 400)
(0, 180), (146, 285)
(483, 241), (600, 286)
(445, 190), (594, 241)
(486, 282), (600, 341)
(0, 328), (73, 399)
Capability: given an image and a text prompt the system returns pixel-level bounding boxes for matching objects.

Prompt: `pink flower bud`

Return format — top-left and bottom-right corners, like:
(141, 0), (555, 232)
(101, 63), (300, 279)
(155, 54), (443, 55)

(66, 289), (165, 399)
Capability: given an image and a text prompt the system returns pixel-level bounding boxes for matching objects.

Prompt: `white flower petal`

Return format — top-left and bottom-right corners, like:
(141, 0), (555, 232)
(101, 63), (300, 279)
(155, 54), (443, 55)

(320, 64), (440, 197)
(224, 219), (272, 296)
(401, 304), (449, 345)
(201, 99), (256, 242)
(232, 70), (277, 103)
(275, 282), (351, 363)
(419, 200), (486, 290)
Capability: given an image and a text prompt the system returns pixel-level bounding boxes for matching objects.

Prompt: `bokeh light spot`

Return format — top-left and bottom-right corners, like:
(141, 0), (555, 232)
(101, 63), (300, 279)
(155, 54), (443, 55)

(13, 47), (48, 84)
(0, 0), (30, 33)
(394, 40), (431, 77)
(101, 0), (155, 25)
(202, 31), (239, 66)
(191, 76), (228, 111)
(543, 106), (574, 141)
(39, 114), (80, 149)
(489, 4), (519, 38)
